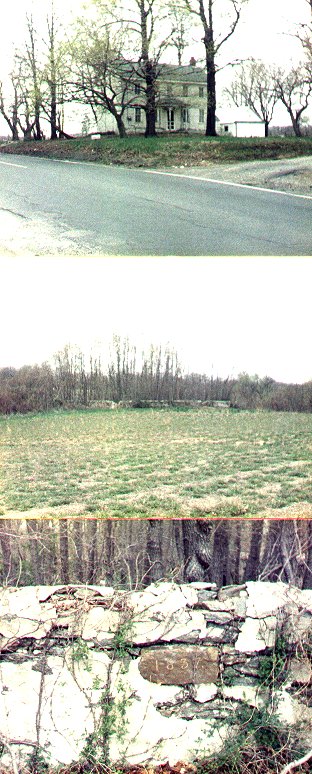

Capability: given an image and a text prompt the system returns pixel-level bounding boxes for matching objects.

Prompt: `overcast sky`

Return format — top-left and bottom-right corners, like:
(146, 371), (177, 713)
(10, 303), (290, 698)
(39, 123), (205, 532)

(1, 256), (311, 384)
(0, 0), (310, 134)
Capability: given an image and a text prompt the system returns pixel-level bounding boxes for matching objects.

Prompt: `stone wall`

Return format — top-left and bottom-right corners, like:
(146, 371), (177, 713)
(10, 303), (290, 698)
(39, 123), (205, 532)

(0, 581), (311, 770)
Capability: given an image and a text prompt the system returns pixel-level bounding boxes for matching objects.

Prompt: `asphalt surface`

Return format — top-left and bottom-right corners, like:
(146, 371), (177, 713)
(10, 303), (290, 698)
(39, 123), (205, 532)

(0, 153), (311, 255)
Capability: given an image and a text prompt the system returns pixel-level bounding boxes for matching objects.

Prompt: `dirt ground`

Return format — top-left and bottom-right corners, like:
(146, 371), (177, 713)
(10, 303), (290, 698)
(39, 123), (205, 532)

(162, 155), (312, 197)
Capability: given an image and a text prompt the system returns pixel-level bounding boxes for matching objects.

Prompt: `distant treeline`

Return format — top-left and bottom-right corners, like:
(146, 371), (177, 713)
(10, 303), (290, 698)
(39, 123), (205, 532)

(1, 339), (312, 414)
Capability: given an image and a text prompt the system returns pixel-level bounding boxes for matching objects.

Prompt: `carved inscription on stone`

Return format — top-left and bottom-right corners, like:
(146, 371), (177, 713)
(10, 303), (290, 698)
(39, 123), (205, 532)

(139, 645), (219, 685)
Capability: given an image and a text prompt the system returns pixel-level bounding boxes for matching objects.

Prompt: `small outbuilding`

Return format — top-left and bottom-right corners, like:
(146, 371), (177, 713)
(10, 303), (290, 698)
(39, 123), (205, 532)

(216, 109), (266, 138)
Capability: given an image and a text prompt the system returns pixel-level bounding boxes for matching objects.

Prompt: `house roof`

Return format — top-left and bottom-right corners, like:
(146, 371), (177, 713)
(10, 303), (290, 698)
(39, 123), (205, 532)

(157, 96), (187, 108)
(115, 58), (206, 85)
(216, 108), (265, 124)
(158, 64), (207, 83)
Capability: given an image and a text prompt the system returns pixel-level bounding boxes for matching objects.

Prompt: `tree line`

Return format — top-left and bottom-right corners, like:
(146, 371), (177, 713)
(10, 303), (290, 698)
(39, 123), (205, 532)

(0, 0), (311, 140)
(0, 338), (312, 414)
(0, 518), (311, 589)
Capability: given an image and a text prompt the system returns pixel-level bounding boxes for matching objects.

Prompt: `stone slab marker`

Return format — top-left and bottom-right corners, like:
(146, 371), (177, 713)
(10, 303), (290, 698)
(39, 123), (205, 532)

(139, 645), (219, 685)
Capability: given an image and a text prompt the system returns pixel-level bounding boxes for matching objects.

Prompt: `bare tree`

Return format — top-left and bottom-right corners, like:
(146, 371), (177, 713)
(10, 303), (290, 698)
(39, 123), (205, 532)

(24, 14), (43, 140)
(273, 63), (312, 136)
(41, 3), (69, 139)
(0, 77), (20, 140)
(68, 14), (136, 138)
(226, 59), (279, 137)
(182, 0), (249, 136)
(167, 2), (190, 65)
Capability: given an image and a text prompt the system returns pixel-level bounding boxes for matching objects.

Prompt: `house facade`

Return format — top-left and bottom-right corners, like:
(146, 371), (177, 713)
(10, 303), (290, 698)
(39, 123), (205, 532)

(151, 63), (207, 134)
(90, 61), (208, 135)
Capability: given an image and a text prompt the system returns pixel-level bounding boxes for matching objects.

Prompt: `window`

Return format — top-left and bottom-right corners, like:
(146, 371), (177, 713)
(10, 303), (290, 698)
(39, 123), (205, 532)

(182, 107), (189, 123)
(135, 107), (141, 123)
(224, 125), (229, 133)
(134, 83), (141, 95)
(199, 86), (204, 98)
(167, 109), (174, 130)
(183, 84), (188, 96)
(199, 108), (205, 123)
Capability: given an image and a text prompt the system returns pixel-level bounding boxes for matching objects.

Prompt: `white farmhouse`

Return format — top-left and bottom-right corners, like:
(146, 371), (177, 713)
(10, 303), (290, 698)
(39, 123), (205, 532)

(88, 61), (208, 135)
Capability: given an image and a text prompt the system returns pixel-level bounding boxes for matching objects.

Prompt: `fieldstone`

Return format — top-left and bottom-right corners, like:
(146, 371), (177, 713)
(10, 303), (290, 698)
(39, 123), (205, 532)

(0, 587), (56, 644)
(132, 609), (207, 645)
(218, 585), (247, 601)
(223, 674), (258, 687)
(81, 608), (120, 641)
(274, 690), (312, 746)
(139, 645), (219, 685)
(283, 611), (312, 643)
(203, 611), (233, 624)
(205, 625), (238, 644)
(196, 591), (219, 605)
(287, 657), (312, 685)
(203, 626), (226, 643)
(245, 581), (294, 618)
(190, 683), (218, 703)
(222, 650), (247, 666)
(37, 586), (68, 601)
(189, 583), (217, 590)
(223, 684), (266, 707)
(233, 598), (247, 618)
(129, 583), (198, 617)
(202, 599), (233, 611)
(233, 658), (260, 677)
(235, 616), (277, 652)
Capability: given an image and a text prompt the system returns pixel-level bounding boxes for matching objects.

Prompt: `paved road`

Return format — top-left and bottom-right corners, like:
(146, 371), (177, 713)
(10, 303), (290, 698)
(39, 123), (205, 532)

(0, 154), (311, 255)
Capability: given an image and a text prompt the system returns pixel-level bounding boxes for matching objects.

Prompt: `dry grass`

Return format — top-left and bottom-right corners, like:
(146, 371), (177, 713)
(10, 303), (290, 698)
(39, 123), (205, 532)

(1, 135), (312, 168)
(1, 407), (312, 518)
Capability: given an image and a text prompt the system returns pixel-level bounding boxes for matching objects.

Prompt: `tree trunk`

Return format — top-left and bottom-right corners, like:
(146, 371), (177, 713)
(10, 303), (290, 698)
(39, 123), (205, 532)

(116, 114), (127, 138)
(201, 0), (217, 137)
(0, 521), (19, 584)
(245, 520), (264, 580)
(291, 117), (302, 137)
(50, 86), (58, 140)
(86, 519), (98, 583)
(145, 520), (165, 583)
(205, 52), (217, 136)
(59, 519), (69, 584)
(73, 520), (85, 582)
(144, 66), (157, 137)
(139, 1), (157, 137)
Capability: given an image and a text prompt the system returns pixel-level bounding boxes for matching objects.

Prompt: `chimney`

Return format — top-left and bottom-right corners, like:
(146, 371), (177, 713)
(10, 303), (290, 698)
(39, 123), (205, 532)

(189, 57), (196, 66)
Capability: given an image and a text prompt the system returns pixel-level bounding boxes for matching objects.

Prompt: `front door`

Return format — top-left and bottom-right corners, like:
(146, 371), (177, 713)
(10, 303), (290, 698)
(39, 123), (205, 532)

(167, 109), (175, 130)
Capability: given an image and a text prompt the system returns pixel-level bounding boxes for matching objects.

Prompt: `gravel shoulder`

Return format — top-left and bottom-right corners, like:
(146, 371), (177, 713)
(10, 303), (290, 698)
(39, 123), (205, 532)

(160, 155), (312, 197)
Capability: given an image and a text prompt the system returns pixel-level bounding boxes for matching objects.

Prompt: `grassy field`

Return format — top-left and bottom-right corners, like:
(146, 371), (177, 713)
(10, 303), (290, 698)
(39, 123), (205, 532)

(1, 134), (312, 167)
(1, 407), (312, 518)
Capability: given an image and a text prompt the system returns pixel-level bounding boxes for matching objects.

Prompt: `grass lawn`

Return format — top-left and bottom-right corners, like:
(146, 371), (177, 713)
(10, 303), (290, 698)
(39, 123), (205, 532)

(1, 407), (312, 518)
(1, 134), (312, 167)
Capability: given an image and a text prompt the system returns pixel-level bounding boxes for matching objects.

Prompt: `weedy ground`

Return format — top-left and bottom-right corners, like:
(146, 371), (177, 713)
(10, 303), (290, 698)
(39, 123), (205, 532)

(1, 135), (312, 167)
(1, 407), (312, 518)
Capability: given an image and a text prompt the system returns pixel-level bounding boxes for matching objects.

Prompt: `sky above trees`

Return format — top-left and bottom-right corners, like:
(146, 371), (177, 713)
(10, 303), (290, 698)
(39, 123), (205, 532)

(0, 0), (308, 68)
(1, 256), (312, 384)
(0, 0), (310, 133)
